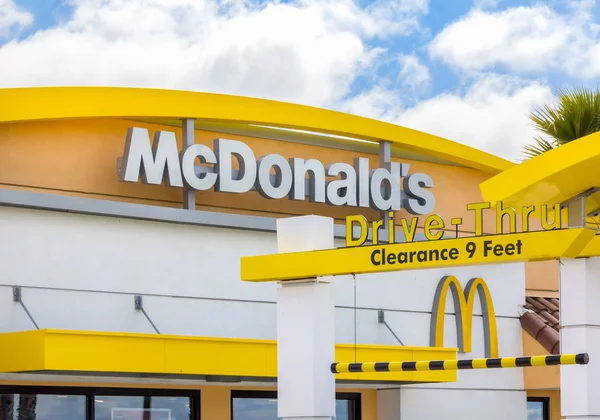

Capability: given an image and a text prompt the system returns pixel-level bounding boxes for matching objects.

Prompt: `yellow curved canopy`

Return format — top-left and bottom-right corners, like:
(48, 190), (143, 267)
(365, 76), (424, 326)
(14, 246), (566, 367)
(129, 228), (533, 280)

(480, 131), (600, 215)
(0, 86), (511, 174)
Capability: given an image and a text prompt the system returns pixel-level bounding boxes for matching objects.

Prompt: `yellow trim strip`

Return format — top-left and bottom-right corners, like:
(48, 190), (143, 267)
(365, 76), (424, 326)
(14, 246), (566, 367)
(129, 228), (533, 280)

(0, 329), (456, 384)
(0, 87), (511, 174)
(471, 358), (487, 369)
(443, 360), (459, 370)
(241, 229), (596, 282)
(501, 357), (517, 368)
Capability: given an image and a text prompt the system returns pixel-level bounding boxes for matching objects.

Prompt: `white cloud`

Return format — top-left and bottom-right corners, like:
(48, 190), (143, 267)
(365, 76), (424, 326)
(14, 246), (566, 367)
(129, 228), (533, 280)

(0, 0), (427, 107)
(0, 0), (33, 38)
(428, 2), (600, 78)
(340, 74), (553, 162)
(0, 0), (561, 163)
(397, 75), (553, 161)
(340, 85), (403, 121)
(397, 54), (431, 91)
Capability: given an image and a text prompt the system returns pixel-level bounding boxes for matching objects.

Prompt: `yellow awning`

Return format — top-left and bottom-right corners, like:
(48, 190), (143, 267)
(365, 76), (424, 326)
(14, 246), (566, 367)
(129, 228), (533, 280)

(479, 131), (600, 214)
(0, 329), (457, 384)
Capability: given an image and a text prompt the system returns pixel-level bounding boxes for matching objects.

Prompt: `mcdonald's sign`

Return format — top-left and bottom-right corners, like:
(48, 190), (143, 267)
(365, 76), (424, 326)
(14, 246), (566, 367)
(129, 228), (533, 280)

(430, 275), (498, 358)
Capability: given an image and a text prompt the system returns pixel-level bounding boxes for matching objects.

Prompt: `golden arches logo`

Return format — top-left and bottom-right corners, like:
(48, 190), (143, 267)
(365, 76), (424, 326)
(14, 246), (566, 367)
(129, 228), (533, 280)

(430, 276), (498, 358)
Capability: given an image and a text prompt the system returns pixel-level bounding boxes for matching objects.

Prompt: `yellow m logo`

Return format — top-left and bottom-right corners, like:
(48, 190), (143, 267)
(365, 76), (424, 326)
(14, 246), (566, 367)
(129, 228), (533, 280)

(430, 275), (498, 358)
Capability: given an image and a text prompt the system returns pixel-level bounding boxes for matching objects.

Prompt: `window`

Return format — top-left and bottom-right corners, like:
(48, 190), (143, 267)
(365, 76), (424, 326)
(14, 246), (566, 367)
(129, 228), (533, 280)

(0, 393), (85, 420)
(527, 397), (549, 420)
(230, 391), (360, 420)
(0, 387), (199, 420)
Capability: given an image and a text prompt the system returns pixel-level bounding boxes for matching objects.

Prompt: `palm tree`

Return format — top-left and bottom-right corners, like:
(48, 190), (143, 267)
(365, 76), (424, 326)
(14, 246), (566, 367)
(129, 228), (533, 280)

(522, 86), (600, 159)
(0, 394), (14, 420)
(17, 395), (37, 420)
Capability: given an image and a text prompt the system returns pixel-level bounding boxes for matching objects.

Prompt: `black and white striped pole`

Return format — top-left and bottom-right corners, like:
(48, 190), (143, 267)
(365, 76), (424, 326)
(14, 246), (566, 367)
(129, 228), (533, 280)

(331, 353), (589, 374)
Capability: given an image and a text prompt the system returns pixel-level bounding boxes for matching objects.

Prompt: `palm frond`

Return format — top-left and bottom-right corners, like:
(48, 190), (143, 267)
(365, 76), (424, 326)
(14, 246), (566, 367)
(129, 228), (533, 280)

(520, 136), (558, 160)
(522, 86), (600, 159)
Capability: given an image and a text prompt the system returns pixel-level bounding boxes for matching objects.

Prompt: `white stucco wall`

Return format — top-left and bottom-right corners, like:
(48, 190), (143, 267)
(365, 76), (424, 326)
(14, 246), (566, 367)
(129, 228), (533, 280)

(0, 206), (527, 419)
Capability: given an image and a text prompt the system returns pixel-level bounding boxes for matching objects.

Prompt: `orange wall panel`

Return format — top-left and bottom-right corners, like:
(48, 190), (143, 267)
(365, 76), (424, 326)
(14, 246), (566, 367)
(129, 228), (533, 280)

(527, 390), (561, 420)
(525, 260), (559, 296)
(0, 118), (495, 234)
(522, 331), (560, 390)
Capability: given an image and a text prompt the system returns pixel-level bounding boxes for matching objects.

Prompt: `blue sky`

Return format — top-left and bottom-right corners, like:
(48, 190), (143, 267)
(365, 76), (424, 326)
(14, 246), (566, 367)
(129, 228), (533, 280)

(1, 0), (599, 161)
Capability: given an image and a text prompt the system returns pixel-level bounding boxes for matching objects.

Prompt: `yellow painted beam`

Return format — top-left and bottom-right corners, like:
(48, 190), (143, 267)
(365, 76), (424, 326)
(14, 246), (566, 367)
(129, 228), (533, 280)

(579, 235), (600, 258)
(335, 344), (456, 383)
(0, 330), (456, 384)
(0, 87), (511, 174)
(241, 229), (596, 282)
(479, 131), (600, 213)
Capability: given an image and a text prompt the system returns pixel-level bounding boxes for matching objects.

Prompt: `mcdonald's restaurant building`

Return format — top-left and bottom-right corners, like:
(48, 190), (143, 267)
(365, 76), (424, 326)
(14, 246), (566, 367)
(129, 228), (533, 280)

(0, 87), (565, 420)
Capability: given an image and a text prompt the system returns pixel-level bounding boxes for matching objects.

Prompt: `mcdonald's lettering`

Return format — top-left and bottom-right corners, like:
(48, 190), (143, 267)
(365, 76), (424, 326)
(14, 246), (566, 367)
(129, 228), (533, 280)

(430, 276), (498, 358)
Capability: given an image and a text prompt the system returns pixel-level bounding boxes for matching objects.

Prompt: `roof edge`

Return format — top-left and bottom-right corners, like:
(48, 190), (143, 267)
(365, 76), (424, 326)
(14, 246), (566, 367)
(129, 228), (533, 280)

(0, 86), (512, 175)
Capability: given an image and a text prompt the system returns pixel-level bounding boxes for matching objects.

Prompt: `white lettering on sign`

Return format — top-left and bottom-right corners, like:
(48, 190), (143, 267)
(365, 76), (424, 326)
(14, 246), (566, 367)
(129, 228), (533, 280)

(118, 126), (435, 215)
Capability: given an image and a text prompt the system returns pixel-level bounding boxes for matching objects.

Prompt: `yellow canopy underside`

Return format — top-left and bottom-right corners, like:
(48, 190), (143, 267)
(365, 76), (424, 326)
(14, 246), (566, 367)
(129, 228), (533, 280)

(0, 329), (456, 384)
(480, 131), (600, 214)
(0, 87), (511, 174)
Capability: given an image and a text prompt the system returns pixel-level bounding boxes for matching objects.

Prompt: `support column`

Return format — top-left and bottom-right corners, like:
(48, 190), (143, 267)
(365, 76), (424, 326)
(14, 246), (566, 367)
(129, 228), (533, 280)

(379, 141), (391, 243)
(182, 118), (196, 210)
(276, 215), (336, 420)
(560, 257), (600, 420)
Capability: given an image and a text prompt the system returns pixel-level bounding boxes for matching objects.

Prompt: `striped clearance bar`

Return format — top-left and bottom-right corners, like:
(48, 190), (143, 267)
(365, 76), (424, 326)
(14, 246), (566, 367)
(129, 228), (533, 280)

(331, 353), (589, 374)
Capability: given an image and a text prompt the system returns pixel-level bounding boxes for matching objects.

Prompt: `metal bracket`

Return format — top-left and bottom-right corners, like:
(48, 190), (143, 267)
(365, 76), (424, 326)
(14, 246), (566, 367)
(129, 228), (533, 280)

(182, 118), (196, 210)
(377, 310), (404, 345)
(12, 287), (39, 329)
(561, 187), (600, 228)
(134, 295), (161, 334)
(588, 206), (600, 218)
(378, 141), (392, 243)
(560, 187), (600, 208)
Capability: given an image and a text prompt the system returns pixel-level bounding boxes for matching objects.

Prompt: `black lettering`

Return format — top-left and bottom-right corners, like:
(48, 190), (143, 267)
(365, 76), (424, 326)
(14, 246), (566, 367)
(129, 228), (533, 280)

(494, 244), (504, 256)
(417, 250), (427, 262)
(483, 240), (493, 257)
(429, 249), (439, 260)
(440, 248), (449, 260)
(410, 251), (417, 263)
(399, 252), (408, 263)
(516, 239), (523, 254)
(387, 252), (397, 265)
(381, 248), (386, 265)
(449, 248), (459, 260)
(505, 243), (515, 256)
(371, 249), (381, 266)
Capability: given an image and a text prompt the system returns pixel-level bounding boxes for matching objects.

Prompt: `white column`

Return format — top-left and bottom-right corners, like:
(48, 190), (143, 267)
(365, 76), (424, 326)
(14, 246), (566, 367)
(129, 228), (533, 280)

(276, 215), (336, 420)
(377, 389), (400, 420)
(560, 257), (600, 420)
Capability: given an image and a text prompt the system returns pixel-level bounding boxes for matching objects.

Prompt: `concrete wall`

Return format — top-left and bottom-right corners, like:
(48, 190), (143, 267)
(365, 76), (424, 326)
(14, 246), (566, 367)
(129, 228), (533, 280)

(377, 388), (527, 420)
(0, 206), (527, 419)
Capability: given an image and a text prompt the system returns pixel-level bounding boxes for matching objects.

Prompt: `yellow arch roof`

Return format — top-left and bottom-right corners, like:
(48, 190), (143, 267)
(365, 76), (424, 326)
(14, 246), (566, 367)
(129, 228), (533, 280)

(480, 131), (600, 215)
(0, 86), (511, 174)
